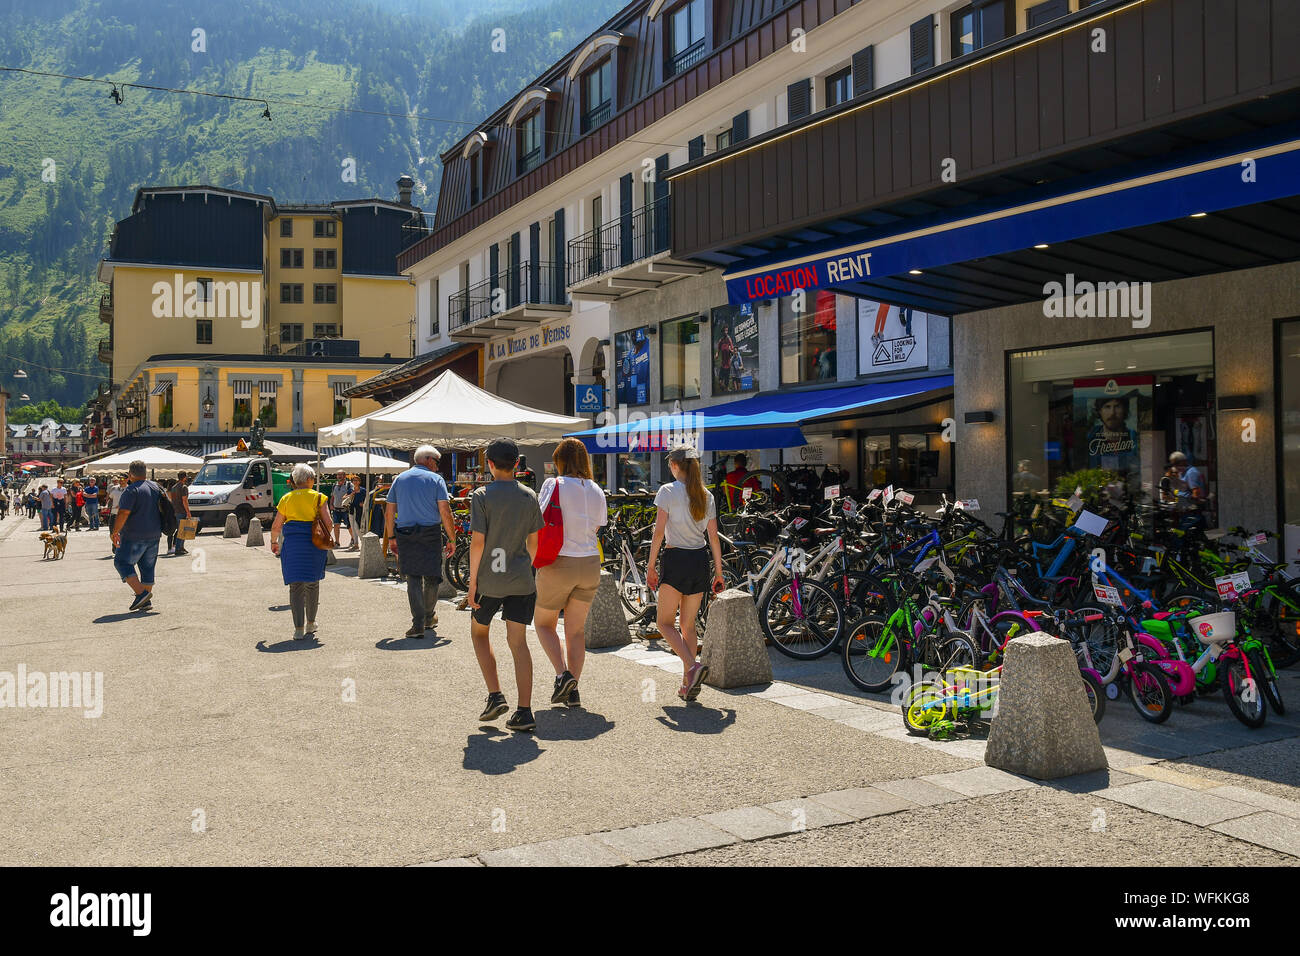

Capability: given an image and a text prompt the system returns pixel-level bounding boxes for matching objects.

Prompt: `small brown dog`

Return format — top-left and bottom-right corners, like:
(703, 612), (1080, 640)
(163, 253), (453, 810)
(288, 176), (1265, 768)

(40, 531), (68, 560)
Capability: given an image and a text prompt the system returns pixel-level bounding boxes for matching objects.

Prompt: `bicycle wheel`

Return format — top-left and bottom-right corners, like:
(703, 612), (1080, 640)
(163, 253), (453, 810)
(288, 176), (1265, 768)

(759, 577), (844, 660)
(902, 680), (948, 736)
(822, 571), (893, 629)
(1221, 652), (1267, 728)
(934, 633), (978, 672)
(1072, 605), (1121, 676)
(1255, 586), (1300, 669)
(841, 614), (906, 692)
(1081, 670), (1106, 724)
(1246, 647), (1284, 716)
(1126, 661), (1174, 724)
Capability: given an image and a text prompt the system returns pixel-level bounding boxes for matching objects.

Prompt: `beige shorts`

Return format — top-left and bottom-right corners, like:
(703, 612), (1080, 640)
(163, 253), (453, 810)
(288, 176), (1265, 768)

(536, 554), (601, 610)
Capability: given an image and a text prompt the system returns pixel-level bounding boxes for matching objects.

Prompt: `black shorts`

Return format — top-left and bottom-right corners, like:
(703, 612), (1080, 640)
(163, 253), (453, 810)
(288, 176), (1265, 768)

(472, 591), (537, 627)
(660, 546), (712, 596)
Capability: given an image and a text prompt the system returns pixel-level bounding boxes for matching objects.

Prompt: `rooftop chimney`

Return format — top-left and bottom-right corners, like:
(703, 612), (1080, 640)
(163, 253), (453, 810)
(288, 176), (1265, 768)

(397, 175), (415, 206)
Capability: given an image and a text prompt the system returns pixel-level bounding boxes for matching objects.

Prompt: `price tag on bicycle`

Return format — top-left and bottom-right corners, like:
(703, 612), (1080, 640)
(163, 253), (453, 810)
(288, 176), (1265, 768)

(791, 517), (808, 530)
(1067, 494), (1083, 513)
(956, 498), (980, 511)
(1094, 584), (1123, 607)
(842, 498), (856, 516)
(824, 484), (840, 501)
(896, 491), (915, 505)
(1214, 572), (1252, 601)
(742, 487), (752, 502)
(1249, 532), (1267, 547)
(867, 488), (882, 502)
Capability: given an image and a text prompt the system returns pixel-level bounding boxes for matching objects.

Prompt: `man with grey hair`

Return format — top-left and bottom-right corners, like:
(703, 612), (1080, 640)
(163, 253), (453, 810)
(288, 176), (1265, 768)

(111, 460), (164, 612)
(385, 445), (456, 638)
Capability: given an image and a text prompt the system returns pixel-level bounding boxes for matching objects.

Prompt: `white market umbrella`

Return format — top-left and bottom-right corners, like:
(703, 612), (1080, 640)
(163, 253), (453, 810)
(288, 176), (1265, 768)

(84, 446), (204, 476)
(321, 450), (409, 472)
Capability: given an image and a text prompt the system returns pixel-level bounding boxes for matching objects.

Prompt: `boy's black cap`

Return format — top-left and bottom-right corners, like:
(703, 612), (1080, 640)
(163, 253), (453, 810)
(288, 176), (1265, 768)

(485, 438), (520, 468)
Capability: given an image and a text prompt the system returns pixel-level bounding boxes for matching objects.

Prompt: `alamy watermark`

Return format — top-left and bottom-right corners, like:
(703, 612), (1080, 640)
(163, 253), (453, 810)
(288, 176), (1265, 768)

(152, 274), (261, 327)
(0, 665), (103, 718)
(1042, 274), (1151, 328)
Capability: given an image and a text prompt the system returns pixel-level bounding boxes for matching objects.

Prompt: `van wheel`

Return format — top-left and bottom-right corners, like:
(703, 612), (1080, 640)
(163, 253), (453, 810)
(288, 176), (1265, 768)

(235, 506), (253, 534)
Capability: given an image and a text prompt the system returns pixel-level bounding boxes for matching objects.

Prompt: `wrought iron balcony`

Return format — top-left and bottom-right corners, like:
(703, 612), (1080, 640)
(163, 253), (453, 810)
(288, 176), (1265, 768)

(97, 338), (112, 365)
(448, 260), (567, 333)
(581, 100), (612, 134)
(99, 293), (113, 324)
(567, 195), (672, 286)
(518, 146), (543, 176)
(401, 212), (436, 251)
(666, 40), (707, 78)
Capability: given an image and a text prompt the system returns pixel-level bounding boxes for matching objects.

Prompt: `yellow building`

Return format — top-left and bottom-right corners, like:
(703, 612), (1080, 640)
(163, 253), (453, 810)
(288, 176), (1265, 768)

(98, 182), (425, 452)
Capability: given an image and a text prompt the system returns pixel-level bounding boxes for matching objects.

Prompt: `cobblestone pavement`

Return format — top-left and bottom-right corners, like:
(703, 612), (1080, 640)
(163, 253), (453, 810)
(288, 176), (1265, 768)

(2, 515), (1296, 866)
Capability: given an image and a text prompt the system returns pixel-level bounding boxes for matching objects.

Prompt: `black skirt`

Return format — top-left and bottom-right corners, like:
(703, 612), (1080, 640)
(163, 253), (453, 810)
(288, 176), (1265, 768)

(660, 546), (712, 596)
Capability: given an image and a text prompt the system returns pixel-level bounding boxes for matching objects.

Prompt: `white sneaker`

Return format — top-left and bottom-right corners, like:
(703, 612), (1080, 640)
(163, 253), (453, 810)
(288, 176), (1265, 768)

(293, 628), (306, 640)
(305, 621), (317, 636)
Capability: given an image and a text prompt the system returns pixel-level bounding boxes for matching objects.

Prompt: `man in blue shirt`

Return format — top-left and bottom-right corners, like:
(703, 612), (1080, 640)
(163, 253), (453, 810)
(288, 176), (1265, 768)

(111, 460), (163, 612)
(84, 477), (101, 531)
(384, 445), (456, 638)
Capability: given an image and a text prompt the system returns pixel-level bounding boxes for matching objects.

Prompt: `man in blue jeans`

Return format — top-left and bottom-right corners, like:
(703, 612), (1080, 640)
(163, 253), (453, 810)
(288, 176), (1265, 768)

(111, 460), (163, 612)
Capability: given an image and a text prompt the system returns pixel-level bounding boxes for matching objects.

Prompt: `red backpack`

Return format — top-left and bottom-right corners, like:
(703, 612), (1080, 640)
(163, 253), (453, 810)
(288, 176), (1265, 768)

(533, 478), (565, 568)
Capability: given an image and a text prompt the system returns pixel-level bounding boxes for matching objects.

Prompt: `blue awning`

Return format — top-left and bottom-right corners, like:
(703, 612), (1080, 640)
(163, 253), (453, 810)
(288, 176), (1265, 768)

(722, 125), (1300, 304)
(568, 374), (953, 453)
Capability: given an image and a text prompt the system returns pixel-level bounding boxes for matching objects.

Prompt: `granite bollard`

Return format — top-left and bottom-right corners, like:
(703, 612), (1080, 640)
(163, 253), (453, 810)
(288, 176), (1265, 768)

(584, 571), (631, 648)
(245, 517), (264, 547)
(222, 514), (240, 538)
(702, 589), (772, 689)
(985, 632), (1108, 779)
(357, 532), (386, 579)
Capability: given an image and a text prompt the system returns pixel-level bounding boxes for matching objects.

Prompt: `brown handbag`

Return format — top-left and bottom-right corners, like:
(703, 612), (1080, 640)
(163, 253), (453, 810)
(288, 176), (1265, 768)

(311, 493), (333, 550)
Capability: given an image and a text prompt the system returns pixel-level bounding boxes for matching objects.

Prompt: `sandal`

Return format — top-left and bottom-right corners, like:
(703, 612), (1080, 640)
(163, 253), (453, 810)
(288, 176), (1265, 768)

(685, 663), (709, 701)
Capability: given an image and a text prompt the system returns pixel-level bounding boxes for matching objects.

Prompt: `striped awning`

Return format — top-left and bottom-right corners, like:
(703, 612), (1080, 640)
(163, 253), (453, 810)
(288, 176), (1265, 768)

(149, 382), (171, 396)
(332, 382), (353, 399)
(232, 380), (252, 398)
(258, 380), (278, 397)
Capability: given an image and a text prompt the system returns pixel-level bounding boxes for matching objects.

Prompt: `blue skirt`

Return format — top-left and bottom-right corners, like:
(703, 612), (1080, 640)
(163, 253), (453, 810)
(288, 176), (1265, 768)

(281, 520), (327, 584)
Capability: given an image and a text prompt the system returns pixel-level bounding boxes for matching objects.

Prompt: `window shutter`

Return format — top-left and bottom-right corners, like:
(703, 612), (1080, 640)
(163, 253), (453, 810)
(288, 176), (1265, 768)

(529, 222), (540, 302)
(787, 78), (812, 122)
(619, 173), (634, 266)
(688, 135), (705, 161)
(489, 243), (499, 293)
(851, 46), (875, 98)
(910, 16), (934, 74)
(653, 154), (670, 253)
(552, 208), (565, 300)
(509, 232), (522, 308)
(1026, 0), (1069, 28)
(731, 110), (749, 143)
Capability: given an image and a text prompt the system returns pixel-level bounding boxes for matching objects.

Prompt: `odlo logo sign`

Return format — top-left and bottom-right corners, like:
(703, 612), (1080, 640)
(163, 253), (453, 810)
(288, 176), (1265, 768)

(152, 274), (261, 328)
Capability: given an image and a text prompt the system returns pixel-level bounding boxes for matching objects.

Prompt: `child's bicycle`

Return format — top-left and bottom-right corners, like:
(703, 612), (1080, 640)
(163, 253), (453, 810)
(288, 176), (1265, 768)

(902, 664), (1003, 739)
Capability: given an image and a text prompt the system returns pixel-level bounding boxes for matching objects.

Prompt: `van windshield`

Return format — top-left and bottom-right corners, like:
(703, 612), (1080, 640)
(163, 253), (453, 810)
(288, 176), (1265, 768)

(192, 462), (248, 486)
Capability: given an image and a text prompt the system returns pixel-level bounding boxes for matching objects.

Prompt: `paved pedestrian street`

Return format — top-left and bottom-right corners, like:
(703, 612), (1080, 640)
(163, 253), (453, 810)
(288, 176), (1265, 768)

(2, 515), (1298, 867)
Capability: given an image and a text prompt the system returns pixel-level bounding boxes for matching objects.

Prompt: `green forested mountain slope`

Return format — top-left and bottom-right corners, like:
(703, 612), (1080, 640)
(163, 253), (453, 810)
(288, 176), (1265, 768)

(0, 0), (617, 408)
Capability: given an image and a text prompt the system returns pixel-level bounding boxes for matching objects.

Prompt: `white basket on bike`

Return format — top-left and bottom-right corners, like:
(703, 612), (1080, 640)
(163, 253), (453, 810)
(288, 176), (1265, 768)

(1186, 611), (1236, 645)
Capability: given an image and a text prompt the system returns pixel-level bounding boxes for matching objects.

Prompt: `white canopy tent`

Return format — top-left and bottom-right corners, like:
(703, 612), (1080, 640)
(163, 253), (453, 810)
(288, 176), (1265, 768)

(317, 369), (587, 451)
(84, 446), (205, 477)
(320, 450), (409, 472)
(208, 439), (318, 463)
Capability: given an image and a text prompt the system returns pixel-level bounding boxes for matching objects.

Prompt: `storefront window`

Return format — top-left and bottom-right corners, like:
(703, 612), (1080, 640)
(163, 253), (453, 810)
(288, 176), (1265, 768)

(779, 291), (837, 384)
(614, 327), (651, 406)
(1008, 331), (1216, 525)
(1279, 320), (1300, 525)
(860, 430), (951, 496)
(661, 315), (701, 401)
(617, 453), (650, 493)
(711, 304), (759, 394)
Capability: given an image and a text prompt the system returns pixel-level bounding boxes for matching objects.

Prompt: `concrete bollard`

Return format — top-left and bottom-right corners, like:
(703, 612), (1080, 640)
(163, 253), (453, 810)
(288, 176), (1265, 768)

(985, 633), (1107, 779)
(438, 577), (457, 599)
(583, 571), (632, 649)
(701, 588), (773, 688)
(223, 514), (240, 538)
(357, 532), (385, 579)
(245, 517), (264, 547)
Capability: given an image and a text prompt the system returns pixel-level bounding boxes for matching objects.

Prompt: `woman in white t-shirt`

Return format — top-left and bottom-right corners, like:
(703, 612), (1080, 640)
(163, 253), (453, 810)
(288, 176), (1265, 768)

(646, 443), (724, 702)
(534, 438), (608, 709)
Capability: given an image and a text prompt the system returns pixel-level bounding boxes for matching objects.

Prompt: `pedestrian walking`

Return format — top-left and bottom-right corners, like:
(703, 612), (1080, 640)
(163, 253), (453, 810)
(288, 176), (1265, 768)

(84, 477), (101, 531)
(646, 443), (725, 702)
(38, 484), (53, 531)
(50, 478), (68, 531)
(533, 438), (607, 709)
(467, 438), (544, 732)
(347, 475), (364, 550)
(69, 481), (85, 531)
(330, 471), (351, 549)
(269, 463), (332, 640)
(110, 461), (164, 613)
(384, 446), (456, 638)
(164, 473), (190, 555)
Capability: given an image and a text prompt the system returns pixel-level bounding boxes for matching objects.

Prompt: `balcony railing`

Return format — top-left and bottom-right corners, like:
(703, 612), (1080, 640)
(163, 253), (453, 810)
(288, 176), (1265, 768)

(567, 195), (672, 286)
(97, 338), (112, 364)
(401, 212), (436, 251)
(448, 260), (567, 333)
(518, 146), (543, 176)
(666, 39), (707, 78)
(99, 293), (113, 324)
(581, 100), (612, 134)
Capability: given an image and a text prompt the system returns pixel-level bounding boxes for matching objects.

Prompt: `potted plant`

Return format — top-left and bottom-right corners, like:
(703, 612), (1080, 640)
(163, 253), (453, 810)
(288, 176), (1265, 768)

(258, 403), (277, 428)
(1053, 468), (1119, 509)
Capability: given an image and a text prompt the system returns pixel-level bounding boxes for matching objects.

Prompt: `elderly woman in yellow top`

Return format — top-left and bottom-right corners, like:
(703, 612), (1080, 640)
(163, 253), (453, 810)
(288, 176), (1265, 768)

(270, 463), (333, 640)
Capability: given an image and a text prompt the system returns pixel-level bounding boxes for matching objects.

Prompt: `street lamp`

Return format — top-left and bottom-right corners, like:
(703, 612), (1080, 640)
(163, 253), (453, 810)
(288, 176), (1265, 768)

(202, 388), (215, 414)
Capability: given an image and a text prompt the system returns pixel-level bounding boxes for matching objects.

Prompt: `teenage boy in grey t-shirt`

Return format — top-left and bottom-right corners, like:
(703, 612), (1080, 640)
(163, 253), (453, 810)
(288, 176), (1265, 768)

(467, 438), (544, 732)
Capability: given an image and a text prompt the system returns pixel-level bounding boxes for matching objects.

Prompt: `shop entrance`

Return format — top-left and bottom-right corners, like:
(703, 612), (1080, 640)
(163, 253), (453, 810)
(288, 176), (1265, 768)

(860, 428), (953, 500)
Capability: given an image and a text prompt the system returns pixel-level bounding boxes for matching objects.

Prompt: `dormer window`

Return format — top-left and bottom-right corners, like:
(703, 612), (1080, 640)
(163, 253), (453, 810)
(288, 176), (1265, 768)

(517, 109), (544, 175)
(581, 58), (613, 133)
(462, 131), (492, 206)
(665, 0), (706, 77)
(470, 152), (483, 205)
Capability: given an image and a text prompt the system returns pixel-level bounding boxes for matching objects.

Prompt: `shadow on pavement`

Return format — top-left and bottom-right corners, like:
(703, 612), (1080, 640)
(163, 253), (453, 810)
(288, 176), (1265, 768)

(376, 636), (451, 651)
(535, 708), (615, 741)
(463, 728), (543, 775)
(656, 706), (737, 734)
(267, 604), (290, 612)
(93, 610), (159, 624)
(255, 638), (323, 653)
